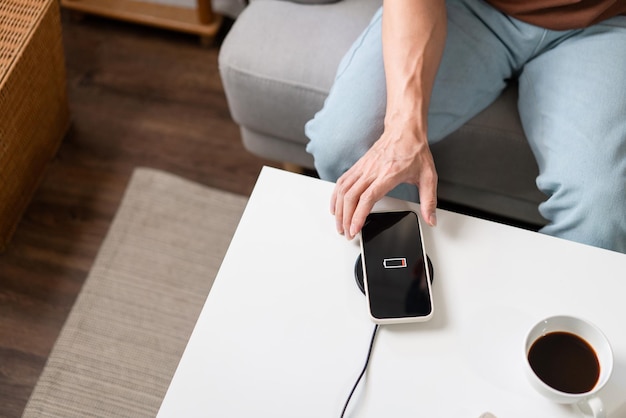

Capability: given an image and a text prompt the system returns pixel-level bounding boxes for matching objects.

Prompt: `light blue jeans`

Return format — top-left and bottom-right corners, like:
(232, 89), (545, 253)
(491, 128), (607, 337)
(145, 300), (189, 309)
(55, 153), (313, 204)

(305, 0), (626, 253)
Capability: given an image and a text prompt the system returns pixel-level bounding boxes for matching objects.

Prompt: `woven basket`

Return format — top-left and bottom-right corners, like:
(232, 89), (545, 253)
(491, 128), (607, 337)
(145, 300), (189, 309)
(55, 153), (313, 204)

(0, 0), (70, 251)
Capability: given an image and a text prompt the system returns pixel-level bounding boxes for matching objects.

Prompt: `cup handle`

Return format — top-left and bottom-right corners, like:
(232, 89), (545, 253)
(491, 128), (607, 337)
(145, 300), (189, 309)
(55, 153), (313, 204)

(575, 397), (606, 418)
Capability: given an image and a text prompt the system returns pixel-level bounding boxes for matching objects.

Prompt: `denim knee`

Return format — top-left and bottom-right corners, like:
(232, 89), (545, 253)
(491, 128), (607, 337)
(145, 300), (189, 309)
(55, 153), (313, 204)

(538, 164), (626, 253)
(305, 113), (382, 182)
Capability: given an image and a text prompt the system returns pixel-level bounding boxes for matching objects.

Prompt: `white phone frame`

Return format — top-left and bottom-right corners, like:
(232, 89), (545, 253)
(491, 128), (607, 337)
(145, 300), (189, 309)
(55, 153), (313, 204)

(359, 210), (434, 324)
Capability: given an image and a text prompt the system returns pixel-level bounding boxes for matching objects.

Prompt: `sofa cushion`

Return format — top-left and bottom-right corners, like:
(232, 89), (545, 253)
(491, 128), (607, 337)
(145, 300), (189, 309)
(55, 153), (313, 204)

(219, 0), (382, 146)
(212, 0), (249, 18)
(213, 0), (345, 19)
(431, 86), (545, 224)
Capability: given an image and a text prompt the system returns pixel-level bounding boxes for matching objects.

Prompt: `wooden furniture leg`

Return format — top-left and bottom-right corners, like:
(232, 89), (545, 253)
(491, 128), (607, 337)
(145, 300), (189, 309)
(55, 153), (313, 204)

(60, 0), (223, 43)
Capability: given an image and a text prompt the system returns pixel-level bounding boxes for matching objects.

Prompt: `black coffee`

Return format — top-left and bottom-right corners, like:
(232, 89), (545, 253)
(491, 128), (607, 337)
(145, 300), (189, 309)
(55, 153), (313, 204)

(528, 331), (600, 394)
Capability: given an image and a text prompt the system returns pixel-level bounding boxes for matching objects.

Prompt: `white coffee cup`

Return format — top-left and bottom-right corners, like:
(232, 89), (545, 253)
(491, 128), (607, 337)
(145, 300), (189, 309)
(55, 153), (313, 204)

(524, 315), (613, 418)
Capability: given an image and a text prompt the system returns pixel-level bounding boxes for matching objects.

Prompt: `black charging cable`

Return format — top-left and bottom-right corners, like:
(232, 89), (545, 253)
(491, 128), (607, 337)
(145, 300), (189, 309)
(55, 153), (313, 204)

(340, 324), (380, 418)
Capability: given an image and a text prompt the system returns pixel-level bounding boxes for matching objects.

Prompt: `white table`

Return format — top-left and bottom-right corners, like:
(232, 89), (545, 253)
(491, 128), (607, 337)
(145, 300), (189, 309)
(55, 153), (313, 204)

(158, 167), (626, 418)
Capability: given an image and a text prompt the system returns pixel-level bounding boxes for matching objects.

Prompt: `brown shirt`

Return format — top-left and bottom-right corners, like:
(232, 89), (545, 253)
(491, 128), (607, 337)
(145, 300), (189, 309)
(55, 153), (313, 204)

(484, 0), (626, 30)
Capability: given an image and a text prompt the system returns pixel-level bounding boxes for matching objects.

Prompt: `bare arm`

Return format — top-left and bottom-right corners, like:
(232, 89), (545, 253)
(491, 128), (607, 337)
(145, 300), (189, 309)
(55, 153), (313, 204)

(331, 0), (447, 239)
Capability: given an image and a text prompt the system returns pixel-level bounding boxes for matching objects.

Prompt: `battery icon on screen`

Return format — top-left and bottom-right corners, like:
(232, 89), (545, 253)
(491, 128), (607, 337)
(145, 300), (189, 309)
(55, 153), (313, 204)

(383, 258), (407, 269)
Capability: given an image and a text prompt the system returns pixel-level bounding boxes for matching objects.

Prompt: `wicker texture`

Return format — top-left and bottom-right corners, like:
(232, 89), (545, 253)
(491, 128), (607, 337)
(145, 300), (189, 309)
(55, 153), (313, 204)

(0, 0), (69, 250)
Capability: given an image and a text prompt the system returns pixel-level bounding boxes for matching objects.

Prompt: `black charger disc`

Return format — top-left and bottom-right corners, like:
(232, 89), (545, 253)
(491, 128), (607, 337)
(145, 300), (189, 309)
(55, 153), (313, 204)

(353, 254), (434, 295)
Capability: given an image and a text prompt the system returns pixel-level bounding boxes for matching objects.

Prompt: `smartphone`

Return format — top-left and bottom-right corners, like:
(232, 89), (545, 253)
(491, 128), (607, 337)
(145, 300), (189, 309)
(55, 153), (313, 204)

(359, 211), (434, 324)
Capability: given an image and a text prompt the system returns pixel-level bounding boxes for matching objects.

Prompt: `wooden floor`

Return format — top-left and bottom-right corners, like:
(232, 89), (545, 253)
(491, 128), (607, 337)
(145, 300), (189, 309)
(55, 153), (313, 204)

(0, 12), (276, 417)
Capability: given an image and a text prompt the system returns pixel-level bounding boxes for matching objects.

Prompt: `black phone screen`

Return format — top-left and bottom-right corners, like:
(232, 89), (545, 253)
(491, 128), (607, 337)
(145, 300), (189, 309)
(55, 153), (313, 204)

(361, 211), (432, 320)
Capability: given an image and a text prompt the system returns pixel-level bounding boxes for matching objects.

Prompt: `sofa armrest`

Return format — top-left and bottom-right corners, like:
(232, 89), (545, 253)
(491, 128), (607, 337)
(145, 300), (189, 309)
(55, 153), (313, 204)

(212, 0), (341, 19)
(283, 0), (341, 3)
(212, 0), (248, 18)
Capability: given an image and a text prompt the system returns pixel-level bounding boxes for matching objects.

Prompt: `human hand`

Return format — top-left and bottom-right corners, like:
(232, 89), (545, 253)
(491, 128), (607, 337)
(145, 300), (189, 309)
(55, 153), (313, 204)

(330, 127), (438, 240)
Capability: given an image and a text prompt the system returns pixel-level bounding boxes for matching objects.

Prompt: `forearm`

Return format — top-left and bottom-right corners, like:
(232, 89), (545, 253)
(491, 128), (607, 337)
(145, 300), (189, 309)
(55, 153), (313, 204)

(331, 1), (446, 237)
(382, 0), (447, 140)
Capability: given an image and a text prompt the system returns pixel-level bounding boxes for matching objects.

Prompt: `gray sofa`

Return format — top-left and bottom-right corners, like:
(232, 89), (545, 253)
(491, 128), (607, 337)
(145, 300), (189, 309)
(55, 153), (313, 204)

(214, 0), (547, 226)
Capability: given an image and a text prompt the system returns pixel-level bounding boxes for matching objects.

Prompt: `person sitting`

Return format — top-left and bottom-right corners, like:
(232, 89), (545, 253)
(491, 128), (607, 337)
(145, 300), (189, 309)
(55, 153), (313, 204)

(305, 0), (626, 253)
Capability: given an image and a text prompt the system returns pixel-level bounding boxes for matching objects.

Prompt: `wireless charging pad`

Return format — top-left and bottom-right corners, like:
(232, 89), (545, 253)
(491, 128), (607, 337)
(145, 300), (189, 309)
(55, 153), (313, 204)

(354, 254), (434, 295)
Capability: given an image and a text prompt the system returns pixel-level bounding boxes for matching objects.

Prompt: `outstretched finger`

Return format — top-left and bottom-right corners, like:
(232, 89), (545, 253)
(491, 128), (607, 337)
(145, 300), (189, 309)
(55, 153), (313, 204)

(340, 176), (372, 240)
(347, 180), (388, 240)
(333, 172), (361, 235)
(418, 170), (438, 227)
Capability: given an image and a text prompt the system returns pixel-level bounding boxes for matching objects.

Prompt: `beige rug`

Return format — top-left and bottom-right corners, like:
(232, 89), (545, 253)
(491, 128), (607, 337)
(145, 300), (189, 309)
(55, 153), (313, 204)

(23, 168), (248, 417)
